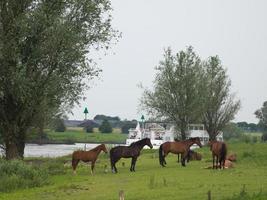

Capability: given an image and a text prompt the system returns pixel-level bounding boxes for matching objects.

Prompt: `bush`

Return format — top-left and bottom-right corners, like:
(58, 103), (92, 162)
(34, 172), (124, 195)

(121, 121), (137, 134)
(262, 132), (267, 142)
(0, 160), (49, 192)
(222, 123), (243, 140)
(99, 119), (112, 133)
(240, 134), (251, 143)
(54, 118), (66, 132)
(84, 124), (94, 133)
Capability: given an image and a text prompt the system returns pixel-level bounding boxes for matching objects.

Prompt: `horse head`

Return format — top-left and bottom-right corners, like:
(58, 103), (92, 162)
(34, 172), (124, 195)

(101, 144), (108, 153)
(192, 137), (202, 148)
(145, 138), (153, 149)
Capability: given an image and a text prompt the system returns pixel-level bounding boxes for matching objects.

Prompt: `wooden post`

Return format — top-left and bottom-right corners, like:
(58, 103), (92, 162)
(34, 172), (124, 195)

(207, 190), (211, 200)
(119, 190), (124, 200)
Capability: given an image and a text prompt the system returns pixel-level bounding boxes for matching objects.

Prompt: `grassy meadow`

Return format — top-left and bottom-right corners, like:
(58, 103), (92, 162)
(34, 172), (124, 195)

(1, 142), (267, 200)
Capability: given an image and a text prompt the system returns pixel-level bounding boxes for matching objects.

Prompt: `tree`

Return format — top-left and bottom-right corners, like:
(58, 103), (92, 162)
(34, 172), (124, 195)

(121, 121), (137, 134)
(202, 56), (241, 140)
(222, 123), (243, 141)
(0, 0), (118, 159)
(99, 119), (112, 133)
(54, 117), (66, 132)
(255, 101), (267, 133)
(140, 47), (205, 139)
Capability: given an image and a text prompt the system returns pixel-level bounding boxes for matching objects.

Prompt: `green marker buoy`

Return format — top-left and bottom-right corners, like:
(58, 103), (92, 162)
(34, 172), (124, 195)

(84, 107), (89, 120)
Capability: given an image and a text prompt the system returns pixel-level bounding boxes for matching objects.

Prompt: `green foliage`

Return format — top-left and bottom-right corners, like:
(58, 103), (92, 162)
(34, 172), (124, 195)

(255, 101), (267, 131)
(84, 124), (94, 133)
(94, 115), (120, 122)
(141, 46), (204, 139)
(237, 121), (260, 132)
(54, 118), (66, 132)
(261, 132), (267, 142)
(141, 47), (240, 140)
(0, 0), (118, 159)
(222, 123), (243, 140)
(0, 160), (49, 192)
(121, 121), (137, 134)
(202, 56), (240, 140)
(99, 119), (112, 133)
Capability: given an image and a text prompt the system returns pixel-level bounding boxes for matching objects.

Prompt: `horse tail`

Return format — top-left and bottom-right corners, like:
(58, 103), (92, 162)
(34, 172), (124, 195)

(109, 148), (114, 164)
(220, 143), (227, 162)
(159, 144), (165, 166)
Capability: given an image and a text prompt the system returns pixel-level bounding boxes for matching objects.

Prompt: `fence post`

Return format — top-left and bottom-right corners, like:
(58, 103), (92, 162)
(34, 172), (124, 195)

(208, 190), (211, 200)
(119, 190), (124, 200)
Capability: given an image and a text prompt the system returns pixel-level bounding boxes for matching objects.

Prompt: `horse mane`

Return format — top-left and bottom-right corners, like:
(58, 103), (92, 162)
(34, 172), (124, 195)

(90, 144), (104, 152)
(129, 138), (147, 147)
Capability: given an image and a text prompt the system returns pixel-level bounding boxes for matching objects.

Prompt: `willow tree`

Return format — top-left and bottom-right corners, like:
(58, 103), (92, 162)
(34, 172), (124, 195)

(141, 47), (205, 139)
(0, 0), (118, 159)
(202, 56), (241, 140)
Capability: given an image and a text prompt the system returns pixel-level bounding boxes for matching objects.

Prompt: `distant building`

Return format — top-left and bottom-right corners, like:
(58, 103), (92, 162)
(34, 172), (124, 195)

(126, 122), (223, 148)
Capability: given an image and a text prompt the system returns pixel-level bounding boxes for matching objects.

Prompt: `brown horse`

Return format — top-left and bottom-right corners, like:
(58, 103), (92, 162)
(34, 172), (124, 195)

(159, 137), (202, 167)
(72, 144), (108, 174)
(208, 140), (227, 169)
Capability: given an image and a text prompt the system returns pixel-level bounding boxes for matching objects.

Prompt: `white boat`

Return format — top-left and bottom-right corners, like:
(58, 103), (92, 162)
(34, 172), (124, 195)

(126, 123), (223, 149)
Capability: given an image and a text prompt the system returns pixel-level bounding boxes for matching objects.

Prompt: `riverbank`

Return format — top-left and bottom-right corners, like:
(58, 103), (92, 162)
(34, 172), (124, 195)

(26, 128), (128, 145)
(1, 142), (267, 200)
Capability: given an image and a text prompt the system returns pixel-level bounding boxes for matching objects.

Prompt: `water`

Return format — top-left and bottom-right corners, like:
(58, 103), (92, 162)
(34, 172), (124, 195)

(24, 143), (106, 157)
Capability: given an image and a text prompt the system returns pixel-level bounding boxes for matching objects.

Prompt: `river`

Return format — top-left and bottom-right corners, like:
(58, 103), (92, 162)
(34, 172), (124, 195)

(23, 143), (117, 157)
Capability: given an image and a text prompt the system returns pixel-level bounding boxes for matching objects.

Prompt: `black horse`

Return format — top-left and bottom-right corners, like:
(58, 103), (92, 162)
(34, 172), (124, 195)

(110, 138), (153, 173)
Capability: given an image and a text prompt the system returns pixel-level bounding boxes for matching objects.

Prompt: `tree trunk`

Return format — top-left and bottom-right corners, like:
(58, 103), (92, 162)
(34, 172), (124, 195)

(3, 125), (26, 160)
(5, 142), (20, 160)
(180, 122), (187, 140)
(208, 130), (217, 141)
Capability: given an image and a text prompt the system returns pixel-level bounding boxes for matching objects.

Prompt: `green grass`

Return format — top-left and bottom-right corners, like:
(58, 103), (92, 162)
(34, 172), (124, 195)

(1, 142), (267, 200)
(35, 128), (128, 144)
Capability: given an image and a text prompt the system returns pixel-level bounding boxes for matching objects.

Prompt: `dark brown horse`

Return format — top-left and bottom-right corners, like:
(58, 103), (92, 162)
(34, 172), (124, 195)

(72, 144), (108, 174)
(110, 138), (153, 173)
(208, 140), (227, 169)
(159, 137), (202, 167)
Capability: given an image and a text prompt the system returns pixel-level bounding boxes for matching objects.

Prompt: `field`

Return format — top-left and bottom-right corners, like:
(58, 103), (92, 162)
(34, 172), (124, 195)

(28, 127), (128, 144)
(0, 142), (267, 200)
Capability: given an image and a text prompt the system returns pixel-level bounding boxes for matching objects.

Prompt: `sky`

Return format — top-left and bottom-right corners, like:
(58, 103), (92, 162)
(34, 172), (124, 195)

(68, 0), (267, 123)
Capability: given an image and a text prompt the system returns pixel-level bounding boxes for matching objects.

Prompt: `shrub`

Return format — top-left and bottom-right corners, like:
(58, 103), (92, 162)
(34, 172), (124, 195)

(99, 119), (112, 133)
(54, 118), (66, 132)
(262, 132), (267, 142)
(0, 160), (49, 192)
(121, 121), (137, 134)
(84, 124), (94, 133)
(240, 134), (251, 143)
(222, 123), (243, 140)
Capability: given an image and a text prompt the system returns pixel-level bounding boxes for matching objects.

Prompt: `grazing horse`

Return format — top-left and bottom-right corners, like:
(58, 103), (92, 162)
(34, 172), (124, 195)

(72, 144), (108, 174)
(159, 137), (202, 167)
(110, 138), (153, 173)
(208, 140), (227, 169)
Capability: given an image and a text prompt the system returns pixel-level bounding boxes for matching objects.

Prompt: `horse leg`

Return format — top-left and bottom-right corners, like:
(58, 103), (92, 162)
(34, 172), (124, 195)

(177, 154), (180, 163)
(132, 157), (138, 172)
(111, 157), (120, 173)
(215, 155), (219, 169)
(181, 152), (188, 167)
(222, 158), (225, 169)
(163, 151), (168, 166)
(91, 160), (95, 175)
(212, 154), (215, 169)
(72, 159), (80, 174)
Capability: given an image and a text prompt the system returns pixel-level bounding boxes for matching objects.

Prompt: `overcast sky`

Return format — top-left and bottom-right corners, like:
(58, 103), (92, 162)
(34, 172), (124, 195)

(68, 0), (267, 123)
